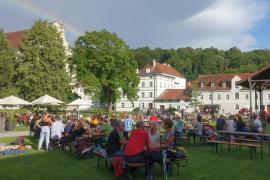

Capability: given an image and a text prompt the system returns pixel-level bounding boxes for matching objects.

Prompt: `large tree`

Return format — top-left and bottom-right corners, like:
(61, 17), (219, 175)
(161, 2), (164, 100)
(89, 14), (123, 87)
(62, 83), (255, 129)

(0, 29), (18, 97)
(15, 20), (71, 101)
(72, 29), (139, 112)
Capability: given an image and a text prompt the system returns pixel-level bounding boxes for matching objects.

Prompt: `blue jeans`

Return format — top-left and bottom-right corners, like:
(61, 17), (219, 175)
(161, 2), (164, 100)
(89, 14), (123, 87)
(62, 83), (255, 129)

(110, 150), (125, 157)
(38, 126), (50, 150)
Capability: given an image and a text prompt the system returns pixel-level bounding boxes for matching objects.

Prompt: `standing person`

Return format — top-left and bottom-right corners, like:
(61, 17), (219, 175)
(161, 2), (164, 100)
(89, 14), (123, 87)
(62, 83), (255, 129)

(37, 112), (52, 151)
(259, 105), (268, 133)
(253, 114), (263, 133)
(123, 115), (134, 139)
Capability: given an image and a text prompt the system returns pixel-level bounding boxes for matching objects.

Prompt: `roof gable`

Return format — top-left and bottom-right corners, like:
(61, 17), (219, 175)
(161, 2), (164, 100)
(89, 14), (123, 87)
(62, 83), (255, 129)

(5, 30), (26, 48)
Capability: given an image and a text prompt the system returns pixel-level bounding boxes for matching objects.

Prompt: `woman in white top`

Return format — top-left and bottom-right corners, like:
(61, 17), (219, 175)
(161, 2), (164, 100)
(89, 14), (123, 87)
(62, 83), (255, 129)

(148, 121), (160, 149)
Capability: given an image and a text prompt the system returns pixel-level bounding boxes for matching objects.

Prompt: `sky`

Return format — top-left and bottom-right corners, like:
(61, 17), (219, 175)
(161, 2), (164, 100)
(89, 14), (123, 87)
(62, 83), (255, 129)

(0, 0), (269, 51)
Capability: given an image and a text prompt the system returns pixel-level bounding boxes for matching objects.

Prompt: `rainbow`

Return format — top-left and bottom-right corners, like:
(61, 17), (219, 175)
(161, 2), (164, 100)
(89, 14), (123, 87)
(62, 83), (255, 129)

(11, 0), (83, 36)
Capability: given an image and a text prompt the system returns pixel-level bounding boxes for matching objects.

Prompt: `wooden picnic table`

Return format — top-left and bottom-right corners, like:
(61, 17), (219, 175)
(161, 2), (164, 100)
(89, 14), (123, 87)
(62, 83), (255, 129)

(217, 131), (270, 158)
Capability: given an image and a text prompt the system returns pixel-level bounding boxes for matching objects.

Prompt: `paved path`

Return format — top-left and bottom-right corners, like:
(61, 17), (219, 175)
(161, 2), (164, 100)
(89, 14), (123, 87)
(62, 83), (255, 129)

(0, 131), (29, 138)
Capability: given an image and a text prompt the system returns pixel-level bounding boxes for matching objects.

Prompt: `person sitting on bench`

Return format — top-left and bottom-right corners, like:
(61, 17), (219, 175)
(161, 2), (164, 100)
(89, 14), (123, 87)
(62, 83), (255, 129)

(106, 121), (127, 157)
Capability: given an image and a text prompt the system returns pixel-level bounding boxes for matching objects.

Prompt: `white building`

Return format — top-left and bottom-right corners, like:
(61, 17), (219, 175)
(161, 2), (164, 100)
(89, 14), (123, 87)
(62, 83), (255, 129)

(116, 60), (188, 112)
(196, 73), (270, 114)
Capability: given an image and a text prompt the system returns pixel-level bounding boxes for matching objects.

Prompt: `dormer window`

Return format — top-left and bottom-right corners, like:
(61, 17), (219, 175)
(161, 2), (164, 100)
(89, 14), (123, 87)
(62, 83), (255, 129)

(211, 82), (216, 87)
(222, 81), (227, 88)
(201, 82), (205, 88)
(146, 68), (151, 73)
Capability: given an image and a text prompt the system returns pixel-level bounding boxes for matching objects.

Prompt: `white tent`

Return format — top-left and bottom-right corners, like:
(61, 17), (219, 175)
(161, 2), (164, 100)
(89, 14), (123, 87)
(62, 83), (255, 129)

(0, 95), (30, 106)
(67, 99), (90, 106)
(179, 100), (188, 107)
(31, 95), (64, 105)
(67, 99), (90, 118)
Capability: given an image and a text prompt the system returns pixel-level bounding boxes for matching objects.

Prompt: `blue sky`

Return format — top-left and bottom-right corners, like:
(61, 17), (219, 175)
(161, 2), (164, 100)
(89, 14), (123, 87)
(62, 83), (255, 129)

(0, 0), (269, 50)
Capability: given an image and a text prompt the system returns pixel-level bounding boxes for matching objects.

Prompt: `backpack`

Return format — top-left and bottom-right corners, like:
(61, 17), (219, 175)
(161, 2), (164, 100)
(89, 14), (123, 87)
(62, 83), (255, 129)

(112, 156), (125, 177)
(203, 125), (218, 140)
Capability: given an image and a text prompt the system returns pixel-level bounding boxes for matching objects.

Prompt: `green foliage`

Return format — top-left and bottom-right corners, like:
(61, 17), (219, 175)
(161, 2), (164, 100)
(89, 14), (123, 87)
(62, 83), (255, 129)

(132, 47), (270, 80)
(15, 20), (71, 101)
(189, 85), (202, 109)
(72, 29), (140, 111)
(0, 29), (18, 98)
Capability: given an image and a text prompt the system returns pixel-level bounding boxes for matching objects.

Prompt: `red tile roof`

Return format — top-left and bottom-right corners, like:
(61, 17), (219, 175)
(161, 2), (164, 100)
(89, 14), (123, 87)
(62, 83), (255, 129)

(157, 89), (191, 100)
(139, 61), (184, 78)
(5, 30), (26, 48)
(196, 73), (253, 91)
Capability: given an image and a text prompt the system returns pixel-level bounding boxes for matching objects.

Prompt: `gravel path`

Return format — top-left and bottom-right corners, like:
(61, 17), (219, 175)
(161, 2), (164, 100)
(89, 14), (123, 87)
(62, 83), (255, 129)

(0, 131), (29, 138)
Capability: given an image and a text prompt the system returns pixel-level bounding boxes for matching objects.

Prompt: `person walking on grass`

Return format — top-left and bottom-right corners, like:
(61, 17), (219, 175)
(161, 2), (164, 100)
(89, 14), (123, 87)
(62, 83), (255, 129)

(37, 112), (52, 151)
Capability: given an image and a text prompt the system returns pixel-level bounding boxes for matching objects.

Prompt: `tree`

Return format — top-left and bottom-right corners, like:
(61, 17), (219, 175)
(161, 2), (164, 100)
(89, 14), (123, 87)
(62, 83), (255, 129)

(0, 29), (18, 98)
(72, 30), (140, 112)
(189, 85), (202, 111)
(15, 20), (71, 101)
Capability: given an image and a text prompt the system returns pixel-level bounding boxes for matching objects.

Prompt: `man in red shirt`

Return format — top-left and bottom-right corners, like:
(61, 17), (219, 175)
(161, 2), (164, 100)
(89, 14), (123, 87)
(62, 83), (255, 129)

(124, 121), (152, 178)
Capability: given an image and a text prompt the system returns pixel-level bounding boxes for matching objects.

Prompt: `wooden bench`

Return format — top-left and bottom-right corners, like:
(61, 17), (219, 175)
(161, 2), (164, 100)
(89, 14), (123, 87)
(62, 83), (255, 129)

(175, 136), (190, 146)
(208, 140), (261, 160)
(125, 161), (148, 180)
(168, 157), (188, 176)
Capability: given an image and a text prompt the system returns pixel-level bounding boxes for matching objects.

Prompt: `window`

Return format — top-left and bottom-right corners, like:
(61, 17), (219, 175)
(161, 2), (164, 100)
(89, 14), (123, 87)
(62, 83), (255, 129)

(201, 82), (205, 88)
(235, 81), (239, 89)
(121, 103), (125, 108)
(235, 104), (239, 110)
(149, 92), (153, 98)
(150, 82), (153, 87)
(226, 94), (230, 100)
(211, 82), (216, 87)
(142, 92), (145, 98)
(142, 103), (144, 108)
(201, 95), (204, 100)
(245, 94), (249, 100)
(169, 104), (172, 108)
(268, 94), (270, 100)
(235, 92), (239, 100)
(160, 82), (162, 88)
(209, 95), (212, 100)
(132, 103), (134, 108)
(222, 82), (226, 88)
(177, 105), (180, 109)
(142, 82), (145, 87)
(217, 94), (221, 100)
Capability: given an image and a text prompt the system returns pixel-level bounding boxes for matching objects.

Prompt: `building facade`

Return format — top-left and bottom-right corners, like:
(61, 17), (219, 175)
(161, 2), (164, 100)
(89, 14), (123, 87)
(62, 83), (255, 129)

(196, 73), (270, 114)
(116, 60), (188, 112)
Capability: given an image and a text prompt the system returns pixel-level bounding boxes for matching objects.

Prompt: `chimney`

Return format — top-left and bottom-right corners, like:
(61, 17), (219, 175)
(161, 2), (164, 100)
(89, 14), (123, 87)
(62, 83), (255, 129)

(153, 59), (156, 67)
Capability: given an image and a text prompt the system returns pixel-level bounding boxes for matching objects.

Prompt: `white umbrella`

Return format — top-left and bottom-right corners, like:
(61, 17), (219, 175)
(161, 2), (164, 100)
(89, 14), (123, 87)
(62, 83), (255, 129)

(67, 98), (90, 118)
(67, 99), (90, 106)
(0, 95), (30, 127)
(179, 100), (188, 107)
(0, 95), (30, 106)
(31, 94), (64, 105)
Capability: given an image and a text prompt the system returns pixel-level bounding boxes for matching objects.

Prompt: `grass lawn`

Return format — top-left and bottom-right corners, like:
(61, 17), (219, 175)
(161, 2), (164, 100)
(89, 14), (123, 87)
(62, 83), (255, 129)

(1, 136), (270, 180)
(15, 125), (29, 132)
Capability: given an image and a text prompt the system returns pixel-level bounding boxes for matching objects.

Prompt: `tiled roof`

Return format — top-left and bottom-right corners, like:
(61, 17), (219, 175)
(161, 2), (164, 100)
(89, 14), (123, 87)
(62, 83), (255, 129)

(139, 61), (184, 78)
(157, 89), (191, 100)
(5, 30), (26, 48)
(196, 73), (253, 91)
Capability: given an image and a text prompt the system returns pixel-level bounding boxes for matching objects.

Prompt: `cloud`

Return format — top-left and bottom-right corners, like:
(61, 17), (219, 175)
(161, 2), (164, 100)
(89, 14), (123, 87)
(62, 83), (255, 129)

(159, 0), (268, 50)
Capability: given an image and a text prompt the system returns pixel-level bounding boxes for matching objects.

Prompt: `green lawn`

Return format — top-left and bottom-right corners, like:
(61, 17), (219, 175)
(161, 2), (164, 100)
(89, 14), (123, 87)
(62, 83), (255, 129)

(1, 136), (270, 180)
(15, 125), (30, 132)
